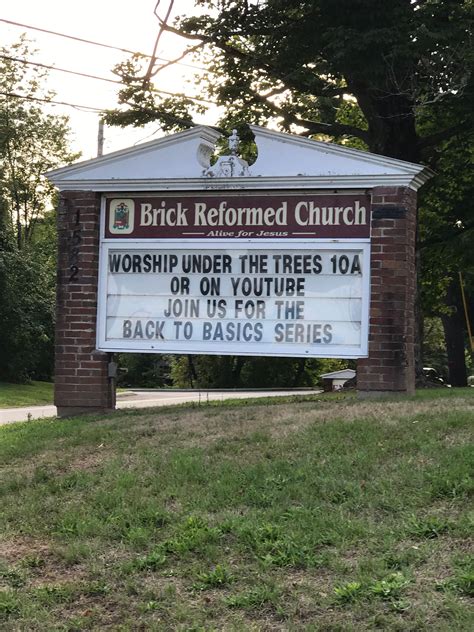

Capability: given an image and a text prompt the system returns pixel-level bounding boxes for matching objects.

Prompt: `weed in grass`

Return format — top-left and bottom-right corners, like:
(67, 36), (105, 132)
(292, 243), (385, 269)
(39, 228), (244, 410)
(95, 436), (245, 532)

(33, 583), (76, 605)
(142, 599), (161, 612)
(0, 589), (21, 619)
(55, 541), (93, 566)
(238, 522), (323, 568)
(0, 565), (26, 588)
(64, 614), (96, 630)
(368, 572), (410, 600)
(124, 526), (153, 550)
(225, 582), (281, 610)
(32, 464), (55, 485)
(334, 581), (364, 604)
(134, 548), (168, 571)
(437, 564), (474, 598)
(193, 565), (233, 590)
(334, 573), (410, 606)
(453, 552), (474, 572)
(133, 516), (222, 572)
(430, 474), (473, 500)
(83, 579), (109, 596)
(406, 514), (451, 539)
(383, 546), (426, 570)
(162, 516), (221, 556)
(20, 554), (45, 569)
(55, 510), (103, 539)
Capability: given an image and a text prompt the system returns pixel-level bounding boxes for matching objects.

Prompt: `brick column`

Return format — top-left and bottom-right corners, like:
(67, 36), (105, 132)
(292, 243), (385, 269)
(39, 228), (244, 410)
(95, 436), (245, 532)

(357, 186), (417, 396)
(55, 191), (115, 416)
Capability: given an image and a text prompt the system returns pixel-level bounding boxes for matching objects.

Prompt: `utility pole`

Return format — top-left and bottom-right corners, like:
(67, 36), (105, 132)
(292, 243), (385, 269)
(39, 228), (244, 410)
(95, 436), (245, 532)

(97, 118), (104, 157)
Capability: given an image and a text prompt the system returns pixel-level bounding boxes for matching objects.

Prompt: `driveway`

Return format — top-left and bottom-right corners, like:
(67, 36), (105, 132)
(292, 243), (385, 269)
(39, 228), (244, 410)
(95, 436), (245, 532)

(0, 389), (319, 425)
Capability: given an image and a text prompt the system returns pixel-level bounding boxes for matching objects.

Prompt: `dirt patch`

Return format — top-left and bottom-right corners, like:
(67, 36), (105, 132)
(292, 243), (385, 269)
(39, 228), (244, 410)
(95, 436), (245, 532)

(0, 536), (51, 566)
(67, 447), (111, 472)
(0, 536), (93, 593)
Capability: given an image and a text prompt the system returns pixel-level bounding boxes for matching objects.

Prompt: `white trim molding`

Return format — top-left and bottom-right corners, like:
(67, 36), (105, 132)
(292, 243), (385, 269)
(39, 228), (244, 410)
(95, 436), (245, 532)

(46, 124), (433, 192)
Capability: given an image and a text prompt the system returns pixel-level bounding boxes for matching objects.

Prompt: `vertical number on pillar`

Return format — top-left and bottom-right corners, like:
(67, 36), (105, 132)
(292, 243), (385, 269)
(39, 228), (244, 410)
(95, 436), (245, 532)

(68, 209), (82, 283)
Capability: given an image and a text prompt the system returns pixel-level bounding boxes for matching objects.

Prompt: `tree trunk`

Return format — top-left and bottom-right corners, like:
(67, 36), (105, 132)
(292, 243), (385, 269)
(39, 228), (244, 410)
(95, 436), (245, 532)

(232, 356), (246, 386)
(187, 355), (197, 388)
(292, 358), (307, 387)
(441, 277), (468, 386)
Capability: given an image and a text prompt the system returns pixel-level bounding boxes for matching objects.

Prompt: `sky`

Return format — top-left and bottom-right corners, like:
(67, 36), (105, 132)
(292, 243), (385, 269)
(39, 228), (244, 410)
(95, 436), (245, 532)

(0, 0), (218, 160)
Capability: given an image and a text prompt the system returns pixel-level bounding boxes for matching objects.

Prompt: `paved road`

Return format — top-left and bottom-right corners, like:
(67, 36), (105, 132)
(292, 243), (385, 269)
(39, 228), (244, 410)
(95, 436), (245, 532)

(0, 389), (319, 426)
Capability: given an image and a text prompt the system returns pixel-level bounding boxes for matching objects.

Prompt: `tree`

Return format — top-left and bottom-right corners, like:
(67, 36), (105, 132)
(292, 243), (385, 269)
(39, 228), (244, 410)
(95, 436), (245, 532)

(106, 1), (473, 164)
(0, 37), (79, 249)
(0, 39), (78, 381)
(418, 132), (474, 386)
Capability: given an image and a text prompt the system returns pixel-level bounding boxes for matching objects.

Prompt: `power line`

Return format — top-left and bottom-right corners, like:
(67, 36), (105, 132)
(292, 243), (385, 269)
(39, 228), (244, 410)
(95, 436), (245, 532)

(0, 17), (208, 71)
(0, 90), (211, 132)
(1, 53), (119, 85)
(0, 53), (216, 104)
(0, 90), (103, 113)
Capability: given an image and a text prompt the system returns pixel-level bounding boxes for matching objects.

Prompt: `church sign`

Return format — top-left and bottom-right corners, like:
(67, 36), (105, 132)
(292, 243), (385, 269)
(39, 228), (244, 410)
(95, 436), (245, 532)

(105, 193), (370, 239)
(47, 124), (431, 415)
(97, 191), (370, 358)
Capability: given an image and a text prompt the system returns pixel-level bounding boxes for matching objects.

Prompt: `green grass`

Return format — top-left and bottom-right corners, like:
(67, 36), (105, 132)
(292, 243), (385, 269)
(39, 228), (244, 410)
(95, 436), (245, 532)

(0, 389), (473, 629)
(0, 381), (53, 408)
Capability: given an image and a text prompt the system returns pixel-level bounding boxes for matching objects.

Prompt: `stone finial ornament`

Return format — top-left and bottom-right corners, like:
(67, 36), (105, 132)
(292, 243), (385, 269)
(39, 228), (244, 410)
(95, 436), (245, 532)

(228, 129), (239, 155)
(202, 129), (250, 177)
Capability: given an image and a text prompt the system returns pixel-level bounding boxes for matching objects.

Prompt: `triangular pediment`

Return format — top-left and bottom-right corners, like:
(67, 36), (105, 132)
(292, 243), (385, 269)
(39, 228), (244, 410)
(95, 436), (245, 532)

(47, 124), (432, 191)
(47, 126), (221, 182)
(249, 125), (424, 178)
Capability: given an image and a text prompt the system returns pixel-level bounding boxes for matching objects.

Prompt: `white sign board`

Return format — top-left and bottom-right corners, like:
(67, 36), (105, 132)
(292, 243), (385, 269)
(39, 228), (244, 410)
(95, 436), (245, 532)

(97, 241), (370, 358)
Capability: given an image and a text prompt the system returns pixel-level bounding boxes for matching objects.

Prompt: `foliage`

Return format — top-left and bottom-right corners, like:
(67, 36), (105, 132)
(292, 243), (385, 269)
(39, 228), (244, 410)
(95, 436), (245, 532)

(168, 354), (350, 388)
(0, 39), (78, 382)
(422, 317), (449, 378)
(106, 1), (473, 161)
(419, 133), (474, 312)
(194, 564), (233, 590)
(117, 353), (172, 388)
(0, 223), (56, 382)
(0, 38), (79, 248)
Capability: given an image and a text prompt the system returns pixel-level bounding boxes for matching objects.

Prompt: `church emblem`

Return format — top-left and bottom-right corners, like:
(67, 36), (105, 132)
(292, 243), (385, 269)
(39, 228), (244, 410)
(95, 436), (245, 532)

(109, 199), (135, 235)
(113, 202), (130, 230)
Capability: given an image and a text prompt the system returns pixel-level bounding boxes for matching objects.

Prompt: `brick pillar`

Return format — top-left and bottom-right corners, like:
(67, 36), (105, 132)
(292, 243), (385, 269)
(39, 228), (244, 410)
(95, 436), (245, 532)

(357, 186), (417, 396)
(55, 191), (115, 416)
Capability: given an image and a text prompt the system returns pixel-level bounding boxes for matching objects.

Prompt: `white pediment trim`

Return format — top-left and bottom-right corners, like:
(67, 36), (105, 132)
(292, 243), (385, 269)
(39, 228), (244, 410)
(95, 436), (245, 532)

(47, 126), (222, 181)
(46, 124), (433, 191)
(249, 125), (429, 178)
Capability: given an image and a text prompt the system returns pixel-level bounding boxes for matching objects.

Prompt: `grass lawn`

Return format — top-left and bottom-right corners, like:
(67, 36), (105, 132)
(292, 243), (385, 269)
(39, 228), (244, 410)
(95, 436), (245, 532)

(0, 390), (473, 630)
(0, 382), (54, 408)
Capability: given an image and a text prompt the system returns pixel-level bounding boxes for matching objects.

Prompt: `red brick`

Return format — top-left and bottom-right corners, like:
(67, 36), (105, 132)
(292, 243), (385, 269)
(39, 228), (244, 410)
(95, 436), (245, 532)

(55, 190), (114, 416)
(358, 186), (416, 394)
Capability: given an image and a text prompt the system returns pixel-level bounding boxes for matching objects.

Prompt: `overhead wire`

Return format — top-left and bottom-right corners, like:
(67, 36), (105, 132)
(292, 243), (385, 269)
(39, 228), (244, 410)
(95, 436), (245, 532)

(0, 53), (216, 104)
(0, 90), (103, 113)
(0, 90), (210, 132)
(0, 14), (226, 132)
(0, 17), (209, 72)
(0, 14), (222, 148)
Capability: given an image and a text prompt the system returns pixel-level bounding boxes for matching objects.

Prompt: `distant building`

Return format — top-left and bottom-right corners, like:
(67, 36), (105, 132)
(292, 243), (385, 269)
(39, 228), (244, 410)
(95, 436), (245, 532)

(320, 369), (356, 392)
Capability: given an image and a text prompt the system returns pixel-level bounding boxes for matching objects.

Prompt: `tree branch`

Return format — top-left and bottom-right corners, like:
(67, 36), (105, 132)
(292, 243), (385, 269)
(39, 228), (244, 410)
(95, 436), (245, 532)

(160, 21), (345, 100)
(142, 0), (175, 87)
(242, 87), (370, 143)
(151, 43), (205, 76)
